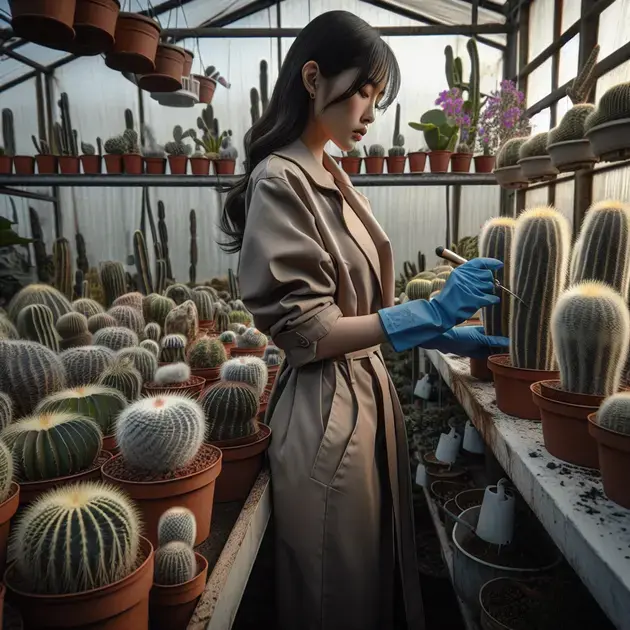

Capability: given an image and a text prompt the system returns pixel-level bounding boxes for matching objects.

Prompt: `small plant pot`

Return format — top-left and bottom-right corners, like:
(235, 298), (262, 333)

(68, 0), (121, 56)
(190, 366), (221, 386)
(517, 156), (559, 182)
(80, 154), (101, 173)
(35, 155), (58, 174)
(5, 536), (154, 630)
(427, 150), (452, 173)
(144, 157), (166, 174)
(181, 49), (194, 77)
(454, 488), (485, 513)
(214, 159), (235, 175)
(8, 0), (76, 50)
(493, 165), (528, 189)
(0, 155), (12, 174)
(58, 155), (80, 174)
(168, 155), (188, 175)
(103, 433), (119, 455)
(105, 12), (161, 75)
(123, 153), (143, 174)
(487, 354), (559, 420)
(450, 152), (472, 173)
(222, 341), (235, 354)
(531, 381), (600, 468)
(104, 154), (123, 173)
(190, 156), (210, 175)
(230, 346), (266, 359)
(0, 483), (19, 577)
(13, 156), (35, 175)
(267, 364), (280, 389)
(340, 157), (361, 174)
(474, 155), (496, 173)
(429, 480), (469, 507)
(547, 139), (598, 172)
(149, 553), (208, 630)
(363, 156), (384, 174)
(585, 118), (630, 162)
(422, 451), (467, 484)
(210, 424), (271, 502)
(101, 444), (222, 546)
(198, 319), (216, 332)
(137, 43), (186, 93)
(470, 356), (493, 381)
(386, 155), (406, 173)
(194, 75), (217, 104)
(408, 151), (427, 173)
(142, 374), (205, 398)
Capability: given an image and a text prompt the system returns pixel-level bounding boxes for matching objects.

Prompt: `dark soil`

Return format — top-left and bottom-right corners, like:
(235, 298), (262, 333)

(431, 481), (470, 504)
(456, 493), (484, 511)
(104, 444), (220, 482)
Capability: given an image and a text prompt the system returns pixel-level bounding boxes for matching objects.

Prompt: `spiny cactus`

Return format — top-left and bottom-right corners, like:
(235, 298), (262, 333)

(154, 541), (196, 586)
(189, 338), (227, 369)
(0, 392), (13, 430)
(98, 358), (143, 402)
(585, 81), (630, 130)
(53, 237), (73, 300)
(368, 144), (385, 157)
(158, 507), (197, 547)
(220, 357), (268, 397)
(405, 279), (432, 301)
(199, 381), (259, 441)
(0, 313), (19, 340)
(214, 311), (230, 333)
(160, 333), (187, 363)
(7, 284), (72, 323)
(431, 278), (446, 293)
(152, 362), (191, 385)
(117, 346), (157, 382)
(192, 290), (214, 321)
(165, 283), (193, 306)
(108, 304), (145, 337)
(112, 292), (144, 312)
(87, 312), (117, 334)
(56, 311), (92, 349)
(219, 330), (237, 344)
(164, 300), (199, 342)
(415, 271), (436, 280)
(140, 338), (160, 358)
(496, 137), (529, 168)
(229, 323), (247, 335)
(510, 206), (571, 370)
(164, 125), (193, 157)
(133, 230), (153, 295)
(551, 282), (630, 396)
(17, 303), (61, 351)
(0, 441), (13, 502)
(189, 210), (197, 286)
(229, 310), (252, 326)
(0, 340), (67, 416)
(93, 326), (138, 351)
(116, 396), (205, 474)
(548, 104), (596, 145)
(595, 392), (630, 434)
(2, 412), (101, 481)
(567, 44), (600, 105)
(479, 217), (516, 337)
(519, 132), (550, 159)
(12, 482), (140, 594)
(104, 135), (127, 155)
(237, 327), (267, 349)
(99, 261), (127, 307)
(143, 294), (176, 328)
(60, 345), (115, 388)
(144, 321), (161, 342)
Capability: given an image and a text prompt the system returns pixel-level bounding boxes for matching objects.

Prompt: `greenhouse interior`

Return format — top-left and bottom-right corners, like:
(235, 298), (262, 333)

(0, 0), (630, 628)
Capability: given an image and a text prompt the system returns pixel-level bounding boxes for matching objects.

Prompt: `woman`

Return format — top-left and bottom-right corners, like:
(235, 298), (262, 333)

(220, 11), (507, 629)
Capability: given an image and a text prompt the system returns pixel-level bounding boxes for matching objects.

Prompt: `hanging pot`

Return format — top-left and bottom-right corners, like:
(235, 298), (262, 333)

(58, 156), (80, 174)
(182, 49), (194, 77)
(517, 156), (558, 182)
(386, 155), (406, 173)
(450, 152), (472, 173)
(364, 156), (384, 174)
(194, 75), (216, 104)
(13, 156), (35, 175)
(168, 155), (188, 175)
(585, 118), (630, 162)
(340, 157), (361, 174)
(214, 159), (236, 175)
(9, 0), (77, 51)
(68, 0), (121, 56)
(123, 153), (143, 174)
(144, 157), (166, 174)
(190, 156), (210, 175)
(547, 139), (598, 172)
(137, 43), (186, 93)
(474, 155), (496, 173)
(105, 12), (161, 75)
(103, 154), (123, 173)
(408, 151), (427, 173)
(0, 156), (12, 174)
(80, 154), (101, 174)
(427, 150), (451, 173)
(35, 155), (58, 174)
(493, 165), (528, 189)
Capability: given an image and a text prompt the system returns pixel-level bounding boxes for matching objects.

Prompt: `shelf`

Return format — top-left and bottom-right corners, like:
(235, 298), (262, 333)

(189, 469), (271, 630)
(425, 349), (630, 630)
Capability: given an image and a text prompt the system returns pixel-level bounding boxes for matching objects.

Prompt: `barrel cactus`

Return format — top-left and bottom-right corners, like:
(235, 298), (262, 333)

(405, 279), (432, 301)
(143, 294), (176, 328)
(117, 346), (158, 382)
(60, 345), (115, 387)
(519, 132), (550, 159)
(160, 333), (187, 363)
(595, 392), (630, 434)
(108, 305), (145, 337)
(73, 297), (104, 319)
(496, 137), (529, 168)
(154, 541), (196, 586)
(17, 304), (60, 351)
(56, 311), (92, 349)
(237, 327), (267, 349)
(140, 338), (160, 357)
(0, 313), (19, 340)
(112, 291), (144, 312)
(93, 326), (138, 351)
(164, 300), (199, 342)
(219, 330), (237, 344)
(199, 381), (259, 441)
(214, 311), (230, 333)
(189, 338), (227, 369)
(220, 357), (268, 397)
(229, 323), (247, 335)
(0, 392), (13, 430)
(229, 310), (252, 326)
(143, 323), (161, 344)
(98, 358), (143, 402)
(7, 284), (72, 323)
(192, 290), (214, 321)
(584, 81), (630, 132)
(165, 283), (193, 305)
(431, 278), (446, 293)
(87, 312), (117, 334)
(153, 362), (191, 385)
(158, 507), (197, 547)
(548, 104), (596, 144)
(0, 441), (13, 502)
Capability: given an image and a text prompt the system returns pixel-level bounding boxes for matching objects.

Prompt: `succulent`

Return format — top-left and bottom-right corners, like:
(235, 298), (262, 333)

(405, 279), (432, 301)
(199, 381), (259, 441)
(112, 292), (144, 312)
(0, 314), (19, 340)
(60, 345), (115, 387)
(595, 392), (630, 434)
(140, 338), (160, 358)
(104, 135), (127, 155)
(160, 333), (187, 363)
(53, 237), (73, 300)
(158, 507), (197, 547)
(368, 144), (385, 157)
(117, 346), (158, 382)
(7, 284), (72, 323)
(0, 392), (13, 430)
(585, 81), (630, 131)
(431, 278), (446, 293)
(229, 310), (252, 326)
(99, 261), (127, 307)
(144, 321), (161, 342)
(220, 357), (268, 397)
(98, 358), (143, 402)
(219, 330), (237, 343)
(154, 541), (196, 586)
(143, 294), (176, 328)
(510, 207), (571, 370)
(87, 312), (118, 334)
(12, 482), (140, 594)
(192, 290), (214, 321)
(229, 323), (247, 335)
(237, 327), (267, 349)
(164, 300), (199, 343)
(2, 108), (16, 156)
(108, 305), (145, 337)
(388, 145), (406, 157)
(495, 137), (529, 168)
(115, 395), (205, 473)
(214, 311), (230, 333)
(17, 303), (61, 351)
(164, 125), (193, 157)
(518, 132), (550, 159)
(93, 326), (138, 351)
(548, 104), (596, 145)
(153, 362), (191, 385)
(165, 283), (193, 306)
(189, 338), (227, 369)
(0, 441), (13, 502)
(1, 412), (101, 481)
(56, 311), (92, 349)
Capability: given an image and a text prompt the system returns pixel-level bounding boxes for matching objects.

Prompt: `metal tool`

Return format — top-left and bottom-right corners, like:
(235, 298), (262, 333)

(435, 246), (528, 308)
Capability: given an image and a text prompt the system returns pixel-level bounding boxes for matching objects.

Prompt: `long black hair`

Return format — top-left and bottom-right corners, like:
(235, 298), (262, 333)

(219, 10), (401, 253)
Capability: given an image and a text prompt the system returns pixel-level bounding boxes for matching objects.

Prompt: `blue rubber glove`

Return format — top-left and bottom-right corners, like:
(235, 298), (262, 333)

(378, 257), (503, 352)
(422, 326), (509, 359)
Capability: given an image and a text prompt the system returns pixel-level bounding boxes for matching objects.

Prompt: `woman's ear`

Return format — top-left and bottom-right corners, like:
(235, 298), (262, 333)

(301, 61), (320, 99)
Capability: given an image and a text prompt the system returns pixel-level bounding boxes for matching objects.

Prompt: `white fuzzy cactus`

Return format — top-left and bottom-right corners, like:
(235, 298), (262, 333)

(158, 507), (197, 547)
(154, 362), (191, 385)
(220, 357), (268, 397)
(596, 392), (630, 434)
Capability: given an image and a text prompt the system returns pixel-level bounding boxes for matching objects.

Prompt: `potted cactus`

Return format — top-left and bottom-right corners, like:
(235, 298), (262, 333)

(517, 132), (559, 182)
(31, 135), (58, 174)
(164, 299), (199, 345)
(103, 133), (126, 174)
(387, 104), (407, 173)
(0, 441), (19, 577)
(488, 207), (571, 419)
(80, 137), (103, 174)
(188, 104), (225, 175)
(221, 355), (269, 417)
(143, 362), (206, 398)
(165, 125), (192, 174)
(159, 333), (187, 364)
(231, 327), (268, 358)
(122, 111), (143, 174)
(188, 337), (227, 383)
(408, 107), (458, 173)
(4, 481), (154, 629)
(216, 131), (238, 175)
(219, 329), (237, 352)
(101, 394), (222, 545)
(192, 288), (216, 331)
(192, 65), (226, 105)
(55, 93), (80, 174)
(364, 144), (385, 174)
(229, 308), (252, 326)
(263, 345), (282, 391)
(3, 108), (34, 174)
(493, 136), (530, 189)
(340, 147), (362, 174)
(142, 124), (167, 174)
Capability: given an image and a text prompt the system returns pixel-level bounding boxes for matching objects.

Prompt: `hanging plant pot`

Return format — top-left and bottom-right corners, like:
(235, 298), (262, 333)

(427, 150), (451, 173)
(137, 44), (186, 93)
(68, 0), (121, 56)
(105, 12), (161, 75)
(123, 153), (143, 174)
(474, 155), (495, 173)
(0, 483), (19, 577)
(144, 157), (166, 174)
(190, 156), (210, 175)
(585, 118), (630, 162)
(35, 155), (58, 174)
(168, 156), (188, 175)
(340, 157), (361, 174)
(547, 139), (598, 172)
(364, 156), (384, 174)
(80, 154), (101, 173)
(58, 156), (80, 174)
(9, 0), (77, 50)
(142, 375), (205, 398)
(181, 49), (194, 77)
(214, 159), (235, 175)
(104, 154), (123, 173)
(386, 155), (406, 174)
(0, 156), (12, 174)
(408, 151), (427, 173)
(493, 165), (528, 190)
(149, 553), (208, 630)
(5, 537), (154, 630)
(450, 152), (472, 173)
(517, 156), (558, 182)
(194, 75), (217, 104)
(470, 356), (493, 381)
(13, 156), (35, 175)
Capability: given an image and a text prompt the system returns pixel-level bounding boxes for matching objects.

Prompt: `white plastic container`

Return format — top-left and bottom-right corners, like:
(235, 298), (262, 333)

(435, 426), (463, 464)
(475, 478), (515, 546)
(463, 420), (484, 454)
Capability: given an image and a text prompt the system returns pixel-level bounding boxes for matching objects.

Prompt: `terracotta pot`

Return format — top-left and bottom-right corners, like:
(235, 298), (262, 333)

(474, 155), (496, 173)
(487, 354), (559, 420)
(340, 157), (361, 174)
(168, 155), (188, 175)
(267, 364), (280, 389)
(190, 156), (210, 175)
(588, 413), (630, 508)
(101, 444), (222, 546)
(9, 0), (76, 50)
(214, 159), (235, 175)
(142, 375), (205, 398)
(103, 433), (119, 455)
(408, 151), (427, 173)
(181, 49), (194, 77)
(585, 118), (630, 162)
(104, 154), (123, 173)
(149, 553), (208, 630)
(548, 139), (598, 172)
(5, 536), (154, 629)
(222, 341), (235, 354)
(199, 319), (216, 332)
(531, 381), (599, 468)
(35, 155), (57, 174)
(230, 346), (266, 359)
(194, 75), (217, 104)
(470, 356), (493, 381)
(144, 157), (166, 174)
(210, 424), (271, 502)
(105, 12), (161, 74)
(518, 156), (558, 182)
(80, 154), (101, 173)
(58, 156), (80, 174)
(138, 43), (186, 93)
(363, 156), (384, 174)
(386, 155), (406, 173)
(0, 483), (19, 577)
(190, 367), (221, 387)
(13, 156), (35, 175)
(450, 152), (472, 173)
(123, 153), (143, 174)
(428, 150), (452, 173)
(68, 0), (120, 56)
(0, 156), (12, 174)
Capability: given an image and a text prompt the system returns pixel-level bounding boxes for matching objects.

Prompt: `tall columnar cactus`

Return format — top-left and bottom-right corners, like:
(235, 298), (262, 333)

(260, 59), (269, 112)
(551, 282), (630, 396)
(405, 279), (432, 301)
(165, 283), (193, 306)
(87, 312), (118, 334)
(157, 201), (173, 282)
(250, 87), (260, 125)
(200, 382), (259, 441)
(220, 357), (268, 397)
(133, 230), (153, 295)
(189, 210), (197, 286)
(29, 208), (54, 283)
(192, 290), (214, 322)
(189, 338), (227, 369)
(479, 217), (516, 337)
(1, 412), (101, 481)
(496, 137), (529, 168)
(100, 261), (127, 307)
(160, 334), (187, 363)
(595, 392), (630, 434)
(2, 108), (16, 156)
(8, 284), (72, 323)
(214, 311), (230, 333)
(237, 327), (267, 349)
(154, 541), (196, 586)
(140, 338), (160, 358)
(164, 300), (198, 342)
(12, 482), (140, 595)
(98, 358), (143, 402)
(143, 294), (176, 328)
(52, 237), (73, 301)
(144, 322), (161, 342)
(117, 346), (158, 382)
(109, 305), (145, 337)
(73, 297), (104, 319)
(158, 507), (197, 547)
(112, 292), (144, 312)
(155, 260), (167, 295)
(116, 396), (205, 473)
(75, 232), (89, 274)
(60, 345), (115, 387)
(566, 44), (600, 105)
(17, 303), (61, 351)
(510, 207), (571, 370)
(0, 393), (13, 430)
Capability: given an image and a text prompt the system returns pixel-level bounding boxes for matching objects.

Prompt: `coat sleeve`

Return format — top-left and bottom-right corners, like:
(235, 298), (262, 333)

(239, 175), (342, 368)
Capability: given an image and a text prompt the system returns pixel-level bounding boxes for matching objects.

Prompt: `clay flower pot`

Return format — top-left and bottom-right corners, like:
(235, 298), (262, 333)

(58, 156), (80, 174)
(340, 157), (361, 174)
(123, 153), (143, 174)
(487, 354), (559, 420)
(103, 433), (119, 455)
(230, 345), (267, 359)
(0, 155), (12, 174)
(210, 424), (271, 502)
(547, 139), (598, 172)
(9, 0), (76, 50)
(198, 319), (216, 332)
(427, 150), (451, 173)
(469, 356), (493, 381)
(585, 118), (630, 162)
(267, 364), (280, 389)
(190, 366), (221, 387)
(35, 155), (58, 174)
(104, 154), (123, 173)
(214, 159), (235, 175)
(142, 375), (205, 398)
(13, 156), (35, 174)
(5, 536), (154, 630)
(422, 451), (467, 483)
(386, 155), (406, 173)
(474, 155), (495, 173)
(531, 381), (600, 468)
(194, 75), (217, 104)
(190, 156), (210, 175)
(138, 43), (186, 93)
(149, 553), (208, 630)
(493, 165), (528, 189)
(80, 154), (101, 173)
(68, 0), (121, 56)
(105, 12), (161, 75)
(144, 157), (166, 174)
(0, 483), (19, 576)
(101, 444), (222, 547)
(168, 155), (188, 175)
(222, 341), (235, 354)
(450, 152), (472, 173)
(182, 49), (194, 77)
(408, 151), (427, 173)
(517, 156), (559, 182)
(364, 156), (384, 174)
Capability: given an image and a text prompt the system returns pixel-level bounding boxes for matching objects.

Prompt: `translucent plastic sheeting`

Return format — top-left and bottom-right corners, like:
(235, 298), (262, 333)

(557, 0), (580, 122)
(524, 186), (550, 209)
(458, 185), (501, 240)
(593, 165), (630, 205)
(554, 180), (575, 231)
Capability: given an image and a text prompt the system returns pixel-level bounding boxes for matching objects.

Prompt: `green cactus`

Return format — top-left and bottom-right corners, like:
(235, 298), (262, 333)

(595, 392), (630, 434)
(160, 333), (187, 363)
(165, 283), (193, 306)
(98, 358), (143, 402)
(496, 137), (529, 168)
(388, 145), (406, 157)
(56, 311), (92, 350)
(0, 441), (13, 502)
(192, 290), (214, 321)
(586, 82), (630, 131)
(548, 104), (596, 144)
(199, 381), (259, 441)
(73, 297), (104, 319)
(158, 507), (196, 547)
(164, 125), (193, 157)
(7, 284), (72, 323)
(104, 135), (127, 155)
(219, 330), (237, 343)
(214, 311), (230, 333)
(133, 230), (152, 295)
(164, 300), (198, 343)
(87, 312), (117, 334)
(260, 59), (268, 111)
(519, 132), (550, 159)
(53, 237), (73, 300)
(0, 313), (18, 340)
(230, 323), (247, 335)
(189, 338), (227, 369)
(12, 482), (140, 594)
(567, 45), (600, 105)
(143, 294), (175, 328)
(108, 305), (145, 337)
(0, 392), (13, 430)
(510, 207), (571, 370)
(405, 279), (432, 301)
(17, 303), (61, 351)
(551, 282), (630, 396)
(220, 357), (268, 397)
(157, 201), (173, 282)
(117, 346), (158, 382)
(144, 321), (161, 342)
(93, 326), (138, 351)
(189, 210), (197, 286)
(60, 345), (115, 388)
(154, 541), (196, 586)
(368, 144), (385, 157)
(229, 310), (252, 326)
(140, 338), (160, 358)
(408, 109), (458, 152)
(99, 261), (127, 307)
(112, 292), (144, 312)
(2, 108), (16, 156)
(237, 327), (267, 349)
(431, 278), (446, 293)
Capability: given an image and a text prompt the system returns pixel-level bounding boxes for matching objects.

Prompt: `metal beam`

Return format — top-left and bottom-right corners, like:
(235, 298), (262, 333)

(0, 68), (37, 94)
(194, 0), (280, 29)
(0, 46), (48, 72)
(457, 0), (505, 14)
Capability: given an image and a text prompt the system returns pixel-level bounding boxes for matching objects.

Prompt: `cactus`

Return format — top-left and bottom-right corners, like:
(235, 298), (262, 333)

(53, 237), (73, 300)
(160, 334), (187, 363)
(93, 326), (138, 351)
(2, 412), (101, 481)
(154, 541), (196, 586)
(123, 129), (140, 154)
(73, 297), (103, 319)
(144, 321), (161, 342)
(229, 323), (247, 335)
(595, 392), (630, 434)
(117, 346), (158, 383)
(87, 312), (117, 334)
(189, 338), (227, 369)
(229, 310), (252, 326)
(219, 143), (238, 161)
(548, 104), (596, 144)
(140, 338), (160, 358)
(214, 310), (230, 333)
(0, 392), (12, 430)
(57, 92), (78, 156)
(108, 305), (145, 337)
(478, 217), (516, 337)
(157, 201), (173, 282)
(510, 207), (571, 370)
(12, 482), (140, 594)
(388, 145), (405, 157)
(7, 284), (72, 323)
(165, 283), (193, 306)
(74, 269), (85, 299)
(164, 300), (198, 342)
(99, 261), (127, 307)
(153, 362), (191, 385)
(199, 381), (259, 441)
(2, 108), (16, 156)
(368, 144), (385, 157)
(112, 292), (144, 313)
(0, 441), (13, 502)
(158, 507), (196, 547)
(567, 45), (600, 105)
(116, 395), (205, 473)
(56, 311), (92, 349)
(260, 59), (268, 111)
(60, 345), (115, 387)
(405, 279), (432, 301)
(192, 290), (214, 321)
(519, 132), (550, 159)
(98, 358), (143, 402)
(0, 313), (19, 340)
(164, 125), (193, 156)
(133, 230), (153, 295)
(265, 351), (282, 366)
(219, 330), (237, 343)
(143, 294), (176, 328)
(250, 88), (261, 125)
(17, 303), (61, 351)
(496, 137), (529, 168)
(220, 357), (268, 397)
(104, 135), (127, 155)
(156, 260), (167, 294)
(431, 278), (446, 293)
(237, 328), (267, 349)
(414, 271), (436, 281)
(189, 210), (197, 286)
(551, 282), (630, 396)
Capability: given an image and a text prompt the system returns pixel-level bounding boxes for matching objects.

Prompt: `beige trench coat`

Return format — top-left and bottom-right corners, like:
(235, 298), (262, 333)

(238, 139), (424, 630)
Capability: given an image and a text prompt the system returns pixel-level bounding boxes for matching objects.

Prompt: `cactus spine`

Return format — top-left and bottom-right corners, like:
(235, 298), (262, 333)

(405, 279), (432, 301)
(133, 230), (153, 295)
(100, 261), (127, 307)
(199, 381), (259, 441)
(595, 392), (630, 434)
(117, 346), (158, 382)
(7, 284), (72, 323)
(17, 303), (61, 351)
(0, 441), (13, 502)
(53, 237), (73, 300)
(98, 358), (143, 402)
(93, 326), (138, 351)
(189, 338), (227, 369)
(60, 345), (115, 387)
(158, 507), (197, 547)
(220, 357), (268, 397)
(160, 334), (187, 363)
(154, 541), (196, 585)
